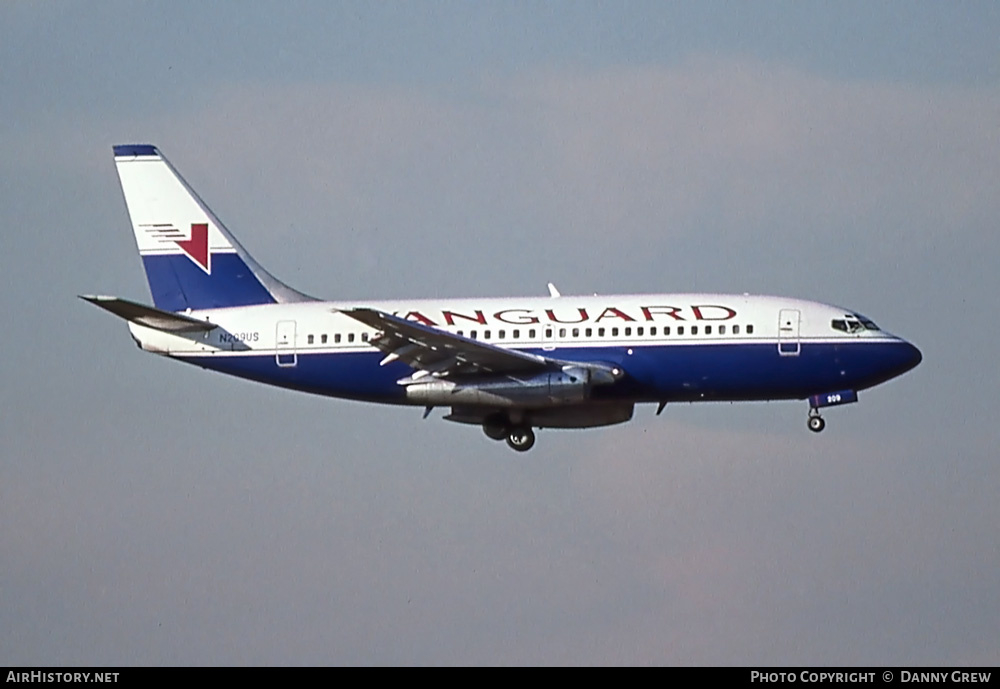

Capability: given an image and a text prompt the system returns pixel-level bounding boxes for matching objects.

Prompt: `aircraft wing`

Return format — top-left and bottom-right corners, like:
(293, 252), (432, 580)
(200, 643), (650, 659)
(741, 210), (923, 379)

(340, 307), (563, 377)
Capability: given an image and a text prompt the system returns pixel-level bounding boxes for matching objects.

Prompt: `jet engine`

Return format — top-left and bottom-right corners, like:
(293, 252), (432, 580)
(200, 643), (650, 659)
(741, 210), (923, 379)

(404, 368), (592, 408)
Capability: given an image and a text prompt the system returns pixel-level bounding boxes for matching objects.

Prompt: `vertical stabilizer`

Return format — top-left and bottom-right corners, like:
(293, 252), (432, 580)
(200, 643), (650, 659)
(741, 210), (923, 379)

(113, 144), (315, 311)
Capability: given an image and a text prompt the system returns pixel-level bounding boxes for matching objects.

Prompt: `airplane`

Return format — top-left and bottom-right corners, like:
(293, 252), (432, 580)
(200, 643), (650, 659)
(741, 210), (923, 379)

(83, 144), (922, 452)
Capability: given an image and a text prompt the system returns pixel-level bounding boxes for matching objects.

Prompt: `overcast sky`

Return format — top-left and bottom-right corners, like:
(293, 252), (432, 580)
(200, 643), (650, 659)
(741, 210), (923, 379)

(2, 1), (998, 665)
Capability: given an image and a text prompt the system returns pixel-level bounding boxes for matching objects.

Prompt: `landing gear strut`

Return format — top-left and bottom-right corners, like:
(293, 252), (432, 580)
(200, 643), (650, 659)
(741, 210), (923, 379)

(807, 408), (826, 433)
(506, 425), (536, 452)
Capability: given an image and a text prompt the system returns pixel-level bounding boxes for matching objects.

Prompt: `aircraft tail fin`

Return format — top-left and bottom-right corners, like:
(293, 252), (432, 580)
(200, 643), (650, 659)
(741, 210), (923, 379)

(112, 144), (315, 311)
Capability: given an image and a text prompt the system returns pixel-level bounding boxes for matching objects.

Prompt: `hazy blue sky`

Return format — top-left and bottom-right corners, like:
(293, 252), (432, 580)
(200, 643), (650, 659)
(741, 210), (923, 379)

(2, 2), (998, 665)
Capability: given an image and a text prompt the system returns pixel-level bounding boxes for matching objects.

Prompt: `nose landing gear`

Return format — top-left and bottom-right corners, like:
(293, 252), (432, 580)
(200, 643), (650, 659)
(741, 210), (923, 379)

(805, 390), (858, 434)
(807, 409), (826, 433)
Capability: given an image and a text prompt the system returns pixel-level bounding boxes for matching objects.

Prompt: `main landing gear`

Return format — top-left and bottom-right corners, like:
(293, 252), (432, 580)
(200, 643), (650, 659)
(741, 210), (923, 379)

(483, 413), (536, 452)
(506, 426), (536, 452)
(807, 408), (826, 433)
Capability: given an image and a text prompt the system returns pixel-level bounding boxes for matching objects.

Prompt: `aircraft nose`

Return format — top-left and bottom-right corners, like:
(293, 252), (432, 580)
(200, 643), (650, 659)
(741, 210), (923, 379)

(897, 340), (922, 375)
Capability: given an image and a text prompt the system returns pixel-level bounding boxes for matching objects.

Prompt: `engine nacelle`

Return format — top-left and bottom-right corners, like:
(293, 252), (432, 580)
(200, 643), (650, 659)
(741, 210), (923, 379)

(405, 370), (589, 408)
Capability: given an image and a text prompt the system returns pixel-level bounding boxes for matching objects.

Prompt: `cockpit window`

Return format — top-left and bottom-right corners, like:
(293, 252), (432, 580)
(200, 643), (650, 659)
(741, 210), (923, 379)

(833, 314), (880, 333)
(853, 314), (880, 331)
(832, 318), (865, 334)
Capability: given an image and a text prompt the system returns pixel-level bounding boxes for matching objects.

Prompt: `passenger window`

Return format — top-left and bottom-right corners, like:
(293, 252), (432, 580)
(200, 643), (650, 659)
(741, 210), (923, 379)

(678, 326), (684, 335)
(457, 330), (463, 337)
(691, 326), (698, 335)
(307, 334), (314, 344)
(719, 325), (725, 335)
(348, 333), (355, 343)
(334, 333), (341, 343)
(637, 327), (644, 336)
(705, 325), (712, 335)
(529, 329), (536, 338)
(747, 324), (754, 335)
(572, 328), (579, 337)
(545, 328), (552, 338)
(513, 329), (520, 339)
(650, 326), (657, 336)
(321, 334), (328, 344)
(585, 328), (592, 337)
(498, 330), (505, 339)
(362, 332), (369, 342)
(624, 327), (632, 336)
(733, 325), (740, 335)
(470, 330), (477, 339)
(559, 328), (567, 338)
(612, 327), (619, 337)
(484, 330), (491, 340)
(598, 327), (605, 337)
(664, 326), (670, 336)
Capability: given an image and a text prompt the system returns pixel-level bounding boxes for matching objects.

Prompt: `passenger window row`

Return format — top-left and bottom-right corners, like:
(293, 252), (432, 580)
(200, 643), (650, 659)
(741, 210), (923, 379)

(300, 324), (756, 345)
(457, 324), (754, 339)
(305, 332), (369, 345)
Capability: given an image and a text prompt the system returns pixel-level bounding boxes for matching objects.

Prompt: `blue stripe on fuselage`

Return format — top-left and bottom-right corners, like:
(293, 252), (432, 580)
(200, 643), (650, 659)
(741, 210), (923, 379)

(184, 349), (409, 403)
(141, 253), (276, 311)
(177, 340), (920, 405)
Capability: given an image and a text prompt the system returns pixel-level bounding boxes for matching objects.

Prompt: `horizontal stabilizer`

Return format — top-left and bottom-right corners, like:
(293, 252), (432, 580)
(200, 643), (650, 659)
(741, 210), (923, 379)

(79, 295), (216, 333)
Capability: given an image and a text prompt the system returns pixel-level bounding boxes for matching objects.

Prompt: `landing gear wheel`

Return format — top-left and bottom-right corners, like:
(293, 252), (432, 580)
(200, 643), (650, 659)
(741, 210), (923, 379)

(482, 413), (509, 441)
(807, 415), (826, 433)
(506, 426), (536, 452)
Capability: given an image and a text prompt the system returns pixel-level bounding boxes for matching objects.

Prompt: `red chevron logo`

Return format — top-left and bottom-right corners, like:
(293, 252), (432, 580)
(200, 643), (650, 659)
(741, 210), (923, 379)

(175, 223), (211, 273)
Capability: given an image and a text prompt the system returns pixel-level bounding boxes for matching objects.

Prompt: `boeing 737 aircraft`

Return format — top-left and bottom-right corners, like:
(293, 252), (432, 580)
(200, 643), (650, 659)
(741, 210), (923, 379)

(84, 145), (922, 451)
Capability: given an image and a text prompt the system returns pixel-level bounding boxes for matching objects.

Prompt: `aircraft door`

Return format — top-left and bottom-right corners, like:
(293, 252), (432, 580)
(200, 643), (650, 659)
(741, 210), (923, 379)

(778, 309), (801, 356)
(276, 320), (297, 367)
